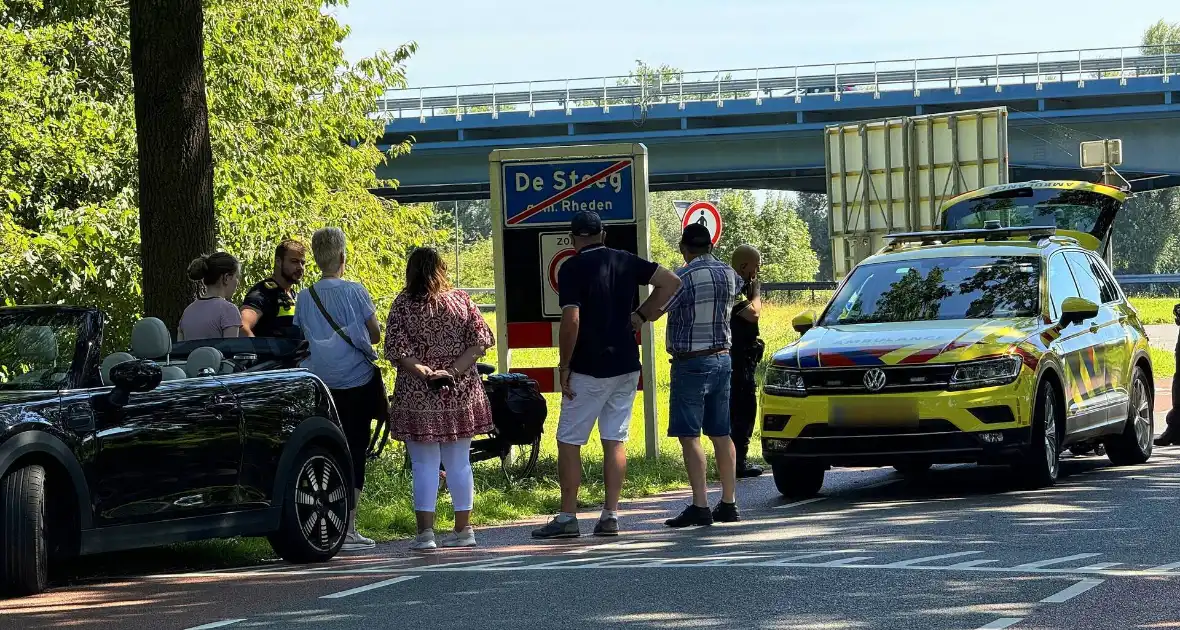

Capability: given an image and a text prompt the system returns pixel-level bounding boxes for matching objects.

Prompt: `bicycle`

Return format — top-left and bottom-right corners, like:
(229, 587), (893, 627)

(368, 362), (546, 484)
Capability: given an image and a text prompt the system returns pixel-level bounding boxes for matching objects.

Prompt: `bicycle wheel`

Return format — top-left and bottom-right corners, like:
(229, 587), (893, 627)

(500, 436), (540, 483)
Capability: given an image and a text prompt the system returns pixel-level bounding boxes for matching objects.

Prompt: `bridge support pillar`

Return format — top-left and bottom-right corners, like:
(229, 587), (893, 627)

(567, 123), (575, 135)
(1037, 99), (1045, 112)
(1167, 92), (1174, 105)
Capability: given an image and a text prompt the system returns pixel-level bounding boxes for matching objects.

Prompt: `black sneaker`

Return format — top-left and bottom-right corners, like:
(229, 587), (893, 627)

(531, 516), (580, 539)
(737, 463), (764, 479)
(665, 505), (713, 528)
(593, 517), (619, 537)
(711, 501), (741, 523)
(1156, 426), (1179, 447)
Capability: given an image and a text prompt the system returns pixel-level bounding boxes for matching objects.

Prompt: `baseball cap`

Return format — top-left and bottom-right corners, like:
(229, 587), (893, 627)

(680, 223), (712, 248)
(570, 210), (603, 236)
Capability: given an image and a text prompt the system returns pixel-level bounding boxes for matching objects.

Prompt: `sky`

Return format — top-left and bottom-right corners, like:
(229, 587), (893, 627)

(332, 0), (1173, 87)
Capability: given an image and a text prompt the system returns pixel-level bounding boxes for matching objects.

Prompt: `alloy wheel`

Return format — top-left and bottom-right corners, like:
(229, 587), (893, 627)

(1134, 379), (1152, 454)
(294, 455), (348, 552)
(1044, 391), (1059, 479)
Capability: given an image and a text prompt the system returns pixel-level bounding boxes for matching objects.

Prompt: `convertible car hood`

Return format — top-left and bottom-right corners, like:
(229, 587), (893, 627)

(772, 318), (1042, 368)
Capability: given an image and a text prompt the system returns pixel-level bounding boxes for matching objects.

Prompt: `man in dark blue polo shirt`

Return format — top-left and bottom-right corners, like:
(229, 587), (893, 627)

(532, 210), (681, 539)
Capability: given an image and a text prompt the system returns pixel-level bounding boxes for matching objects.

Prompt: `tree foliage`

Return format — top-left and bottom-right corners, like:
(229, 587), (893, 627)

(0, 0), (439, 347)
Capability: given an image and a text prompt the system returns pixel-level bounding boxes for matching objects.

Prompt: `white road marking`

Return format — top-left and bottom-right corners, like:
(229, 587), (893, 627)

(184, 621), (245, 630)
(773, 497), (827, 510)
(1074, 562), (1122, 571)
(818, 556), (873, 566)
(946, 559), (1000, 569)
(320, 575), (418, 599)
(977, 619), (1023, 629)
(763, 550), (866, 565)
(885, 551), (984, 567)
(1013, 553), (1101, 570)
(1040, 578), (1104, 603)
(1147, 561), (1180, 572)
(344, 555), (530, 573)
(526, 552), (645, 568)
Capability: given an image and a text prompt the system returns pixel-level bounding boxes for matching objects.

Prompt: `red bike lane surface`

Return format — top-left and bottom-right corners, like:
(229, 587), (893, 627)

(1, 380), (1173, 629)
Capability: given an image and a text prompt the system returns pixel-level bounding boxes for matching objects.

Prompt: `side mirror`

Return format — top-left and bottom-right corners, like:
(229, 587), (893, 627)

(1060, 296), (1099, 327)
(792, 310), (817, 335)
(108, 359), (162, 406)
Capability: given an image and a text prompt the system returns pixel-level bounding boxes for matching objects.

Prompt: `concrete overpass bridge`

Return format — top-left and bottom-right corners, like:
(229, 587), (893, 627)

(372, 46), (1180, 203)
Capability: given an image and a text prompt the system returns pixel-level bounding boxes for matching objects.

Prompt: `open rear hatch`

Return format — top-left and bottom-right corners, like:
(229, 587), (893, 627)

(939, 181), (1125, 252)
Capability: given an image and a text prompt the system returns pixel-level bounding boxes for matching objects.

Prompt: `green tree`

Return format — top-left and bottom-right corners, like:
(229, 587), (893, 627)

(797, 192), (833, 280)
(755, 193), (819, 283)
(1143, 19), (1180, 53)
(0, 0), (439, 346)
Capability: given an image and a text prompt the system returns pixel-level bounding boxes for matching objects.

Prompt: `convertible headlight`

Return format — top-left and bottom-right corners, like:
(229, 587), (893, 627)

(949, 356), (1023, 390)
(764, 366), (807, 397)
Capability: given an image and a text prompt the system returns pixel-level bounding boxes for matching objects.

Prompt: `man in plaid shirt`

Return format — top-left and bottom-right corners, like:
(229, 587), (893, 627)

(662, 223), (744, 528)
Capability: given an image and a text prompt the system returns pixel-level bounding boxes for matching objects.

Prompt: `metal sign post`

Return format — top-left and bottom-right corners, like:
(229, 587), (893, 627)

(489, 143), (658, 459)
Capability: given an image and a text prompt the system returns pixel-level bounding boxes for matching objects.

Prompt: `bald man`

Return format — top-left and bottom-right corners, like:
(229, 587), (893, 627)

(730, 245), (765, 478)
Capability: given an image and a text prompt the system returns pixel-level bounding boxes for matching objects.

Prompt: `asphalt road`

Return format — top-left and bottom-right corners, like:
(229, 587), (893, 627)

(2, 383), (1178, 630)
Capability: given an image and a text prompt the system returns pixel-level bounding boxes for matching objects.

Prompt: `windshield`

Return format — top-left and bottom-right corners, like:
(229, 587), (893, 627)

(941, 188), (1119, 238)
(0, 311), (83, 390)
(822, 256), (1041, 325)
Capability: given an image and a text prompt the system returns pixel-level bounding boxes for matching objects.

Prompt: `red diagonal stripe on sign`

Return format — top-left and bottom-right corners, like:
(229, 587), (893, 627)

(505, 160), (630, 225)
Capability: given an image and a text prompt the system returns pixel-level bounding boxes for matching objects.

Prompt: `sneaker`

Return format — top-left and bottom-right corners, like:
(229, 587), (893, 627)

(341, 531), (376, 552)
(736, 462), (764, 479)
(410, 529), (437, 551)
(440, 527), (477, 548)
(1156, 425), (1179, 447)
(711, 501), (741, 523)
(531, 516), (580, 539)
(665, 505), (713, 528)
(593, 517), (619, 537)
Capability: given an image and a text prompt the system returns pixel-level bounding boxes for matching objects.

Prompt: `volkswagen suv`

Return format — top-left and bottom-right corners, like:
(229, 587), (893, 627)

(761, 181), (1154, 497)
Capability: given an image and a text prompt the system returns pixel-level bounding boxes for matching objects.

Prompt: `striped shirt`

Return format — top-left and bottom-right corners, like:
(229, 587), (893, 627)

(665, 255), (743, 354)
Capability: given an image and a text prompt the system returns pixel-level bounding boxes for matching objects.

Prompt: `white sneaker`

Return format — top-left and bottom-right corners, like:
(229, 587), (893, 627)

(410, 529), (437, 551)
(341, 531), (376, 552)
(440, 527), (477, 548)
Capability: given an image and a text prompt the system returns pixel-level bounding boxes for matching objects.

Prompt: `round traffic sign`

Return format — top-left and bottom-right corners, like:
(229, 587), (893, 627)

(547, 248), (576, 293)
(682, 201), (723, 246)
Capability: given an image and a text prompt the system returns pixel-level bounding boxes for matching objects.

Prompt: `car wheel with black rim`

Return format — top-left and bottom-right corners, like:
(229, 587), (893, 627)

(1018, 381), (1061, 488)
(1105, 367), (1153, 466)
(268, 446), (349, 564)
(771, 461), (825, 499)
(1, 464), (48, 595)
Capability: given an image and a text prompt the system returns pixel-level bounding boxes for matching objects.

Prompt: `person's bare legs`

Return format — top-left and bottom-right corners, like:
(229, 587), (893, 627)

(679, 436), (710, 507)
(453, 510), (470, 532)
(602, 439), (626, 512)
(415, 510), (435, 534)
(709, 435), (737, 503)
(558, 441), (582, 514)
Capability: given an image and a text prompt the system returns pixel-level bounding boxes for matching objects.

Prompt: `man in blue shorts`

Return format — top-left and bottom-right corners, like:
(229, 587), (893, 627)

(662, 223), (743, 527)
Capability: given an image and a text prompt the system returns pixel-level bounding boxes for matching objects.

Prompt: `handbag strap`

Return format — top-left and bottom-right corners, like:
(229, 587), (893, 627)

(308, 283), (372, 362)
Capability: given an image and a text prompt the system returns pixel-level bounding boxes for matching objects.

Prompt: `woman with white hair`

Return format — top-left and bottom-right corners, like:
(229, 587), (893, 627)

(292, 226), (382, 552)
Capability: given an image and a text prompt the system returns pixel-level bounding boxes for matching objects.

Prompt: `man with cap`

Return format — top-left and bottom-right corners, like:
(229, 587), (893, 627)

(661, 223), (744, 528)
(730, 244), (765, 478)
(532, 210), (681, 539)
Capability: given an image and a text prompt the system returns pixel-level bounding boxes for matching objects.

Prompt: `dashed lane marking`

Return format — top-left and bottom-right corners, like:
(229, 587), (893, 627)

(885, 551), (984, 567)
(977, 619), (1023, 629)
(1040, 578), (1104, 603)
(184, 621), (245, 630)
(1013, 553), (1101, 570)
(319, 575), (419, 599)
(1147, 561), (1180, 572)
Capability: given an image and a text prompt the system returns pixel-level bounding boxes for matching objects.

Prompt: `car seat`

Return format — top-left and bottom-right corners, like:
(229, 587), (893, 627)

(130, 317), (186, 381)
(8, 326), (59, 385)
(185, 346), (225, 378)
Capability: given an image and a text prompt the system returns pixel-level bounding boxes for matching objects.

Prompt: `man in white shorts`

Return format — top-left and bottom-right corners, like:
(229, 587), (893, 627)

(532, 211), (681, 539)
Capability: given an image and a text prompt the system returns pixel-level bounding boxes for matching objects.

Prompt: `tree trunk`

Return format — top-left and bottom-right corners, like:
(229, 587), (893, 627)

(129, 0), (215, 332)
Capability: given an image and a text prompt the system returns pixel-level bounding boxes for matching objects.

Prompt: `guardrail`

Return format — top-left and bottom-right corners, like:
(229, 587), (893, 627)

(376, 45), (1179, 120)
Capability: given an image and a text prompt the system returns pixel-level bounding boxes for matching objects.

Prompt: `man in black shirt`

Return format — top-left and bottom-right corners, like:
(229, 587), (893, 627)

(1155, 304), (1180, 446)
(241, 239), (307, 338)
(730, 245), (765, 478)
(532, 211), (681, 539)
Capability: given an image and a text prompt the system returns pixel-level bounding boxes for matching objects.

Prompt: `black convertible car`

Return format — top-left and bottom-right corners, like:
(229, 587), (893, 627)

(0, 306), (355, 595)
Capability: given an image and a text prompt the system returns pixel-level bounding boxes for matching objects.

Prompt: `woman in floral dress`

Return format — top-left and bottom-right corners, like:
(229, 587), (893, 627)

(385, 247), (494, 550)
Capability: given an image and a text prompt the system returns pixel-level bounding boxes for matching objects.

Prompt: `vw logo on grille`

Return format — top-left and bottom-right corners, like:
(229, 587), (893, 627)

(863, 368), (887, 392)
